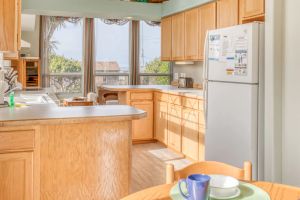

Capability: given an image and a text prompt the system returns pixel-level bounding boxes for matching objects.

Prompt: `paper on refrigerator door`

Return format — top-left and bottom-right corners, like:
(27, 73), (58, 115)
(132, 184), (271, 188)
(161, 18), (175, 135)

(233, 29), (249, 76)
(208, 34), (221, 61)
(217, 28), (249, 77)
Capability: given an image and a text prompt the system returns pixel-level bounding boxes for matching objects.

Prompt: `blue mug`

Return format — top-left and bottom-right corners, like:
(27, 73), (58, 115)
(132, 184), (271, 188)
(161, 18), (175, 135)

(178, 174), (210, 200)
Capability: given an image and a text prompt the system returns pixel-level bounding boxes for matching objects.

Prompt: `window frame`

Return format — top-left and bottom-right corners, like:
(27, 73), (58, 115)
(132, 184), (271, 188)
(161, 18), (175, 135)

(93, 19), (131, 86)
(136, 21), (172, 85)
(46, 18), (84, 96)
(41, 17), (173, 95)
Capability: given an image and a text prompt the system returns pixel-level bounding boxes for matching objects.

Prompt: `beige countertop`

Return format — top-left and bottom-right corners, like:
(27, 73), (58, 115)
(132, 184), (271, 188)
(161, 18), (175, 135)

(99, 85), (203, 99)
(0, 104), (146, 126)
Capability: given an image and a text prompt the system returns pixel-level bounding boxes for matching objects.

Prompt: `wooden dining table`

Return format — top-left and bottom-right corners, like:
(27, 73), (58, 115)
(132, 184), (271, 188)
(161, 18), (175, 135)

(122, 181), (300, 200)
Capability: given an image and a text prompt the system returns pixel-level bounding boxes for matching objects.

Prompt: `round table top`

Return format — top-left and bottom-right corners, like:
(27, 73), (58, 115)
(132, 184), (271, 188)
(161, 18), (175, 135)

(122, 181), (300, 200)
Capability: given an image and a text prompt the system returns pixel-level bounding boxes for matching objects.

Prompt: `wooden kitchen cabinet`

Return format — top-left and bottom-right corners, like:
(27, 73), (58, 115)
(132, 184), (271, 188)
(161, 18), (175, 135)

(161, 16), (172, 61)
(0, 0), (21, 58)
(182, 108), (199, 160)
(184, 8), (199, 60)
(0, 152), (34, 200)
(199, 125), (205, 161)
(217, 0), (239, 28)
(240, 0), (265, 23)
(199, 2), (217, 60)
(131, 101), (154, 141)
(167, 104), (182, 152)
(155, 100), (168, 145)
(171, 13), (185, 61)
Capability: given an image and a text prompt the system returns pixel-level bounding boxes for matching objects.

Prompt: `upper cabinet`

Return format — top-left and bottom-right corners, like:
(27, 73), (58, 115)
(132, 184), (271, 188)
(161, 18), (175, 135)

(198, 2), (217, 60)
(0, 0), (21, 57)
(240, 0), (265, 23)
(184, 8), (199, 60)
(160, 0), (264, 61)
(171, 13), (185, 61)
(161, 16), (172, 61)
(217, 0), (239, 28)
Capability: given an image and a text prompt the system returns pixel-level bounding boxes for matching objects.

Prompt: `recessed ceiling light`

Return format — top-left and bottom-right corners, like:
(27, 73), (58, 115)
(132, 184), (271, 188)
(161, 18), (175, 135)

(125, 16), (133, 19)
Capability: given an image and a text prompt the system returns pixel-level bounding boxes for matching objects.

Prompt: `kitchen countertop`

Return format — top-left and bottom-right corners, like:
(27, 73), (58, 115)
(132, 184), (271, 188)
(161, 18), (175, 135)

(99, 85), (203, 99)
(0, 89), (146, 126)
(0, 104), (146, 125)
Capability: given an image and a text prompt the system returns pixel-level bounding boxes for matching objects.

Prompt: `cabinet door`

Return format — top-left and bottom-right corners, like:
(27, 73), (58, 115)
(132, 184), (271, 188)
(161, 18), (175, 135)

(172, 13), (185, 61)
(199, 2), (217, 60)
(167, 104), (182, 152)
(161, 16), (172, 61)
(243, 0), (264, 18)
(131, 101), (154, 140)
(184, 8), (199, 60)
(0, 0), (21, 52)
(217, 0), (239, 28)
(182, 108), (199, 160)
(155, 100), (168, 145)
(0, 152), (33, 200)
(199, 125), (205, 161)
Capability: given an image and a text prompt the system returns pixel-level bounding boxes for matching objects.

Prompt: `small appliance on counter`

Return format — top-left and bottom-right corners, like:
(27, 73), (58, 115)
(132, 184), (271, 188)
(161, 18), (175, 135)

(178, 77), (194, 88)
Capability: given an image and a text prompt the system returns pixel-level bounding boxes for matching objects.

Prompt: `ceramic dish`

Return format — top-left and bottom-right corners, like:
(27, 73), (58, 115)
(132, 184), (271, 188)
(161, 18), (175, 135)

(209, 175), (240, 199)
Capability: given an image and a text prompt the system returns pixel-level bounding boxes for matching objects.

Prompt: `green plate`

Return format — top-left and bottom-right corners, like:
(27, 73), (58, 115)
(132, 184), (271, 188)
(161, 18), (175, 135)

(170, 181), (271, 200)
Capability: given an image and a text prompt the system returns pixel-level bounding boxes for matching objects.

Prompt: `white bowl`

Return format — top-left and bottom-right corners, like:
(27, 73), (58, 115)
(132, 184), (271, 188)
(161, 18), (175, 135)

(209, 175), (240, 198)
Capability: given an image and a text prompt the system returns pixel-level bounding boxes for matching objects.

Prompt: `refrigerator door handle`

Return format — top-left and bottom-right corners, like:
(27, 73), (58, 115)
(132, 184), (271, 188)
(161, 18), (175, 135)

(202, 31), (209, 82)
(203, 31), (209, 127)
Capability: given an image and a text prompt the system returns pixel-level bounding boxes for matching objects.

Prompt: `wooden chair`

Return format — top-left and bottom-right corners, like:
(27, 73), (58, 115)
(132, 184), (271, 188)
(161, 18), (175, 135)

(166, 161), (252, 184)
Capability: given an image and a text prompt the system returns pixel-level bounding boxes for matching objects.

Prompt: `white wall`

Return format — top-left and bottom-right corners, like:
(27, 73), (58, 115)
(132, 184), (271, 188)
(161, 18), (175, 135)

(265, 0), (300, 187)
(173, 62), (203, 84)
(282, 0), (300, 186)
(162, 0), (212, 16)
(264, 0), (283, 183)
(20, 16), (40, 57)
(22, 0), (162, 21)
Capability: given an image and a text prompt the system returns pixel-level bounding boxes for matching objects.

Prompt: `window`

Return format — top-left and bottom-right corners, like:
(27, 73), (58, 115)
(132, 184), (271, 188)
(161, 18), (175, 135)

(42, 18), (172, 97)
(138, 21), (171, 85)
(94, 19), (130, 86)
(47, 18), (84, 97)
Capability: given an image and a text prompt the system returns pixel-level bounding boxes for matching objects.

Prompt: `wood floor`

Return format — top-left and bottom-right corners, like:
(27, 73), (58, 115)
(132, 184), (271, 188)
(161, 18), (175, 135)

(131, 142), (193, 193)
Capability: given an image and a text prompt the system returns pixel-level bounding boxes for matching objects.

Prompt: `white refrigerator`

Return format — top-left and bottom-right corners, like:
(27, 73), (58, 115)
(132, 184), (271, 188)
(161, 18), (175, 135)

(203, 22), (264, 180)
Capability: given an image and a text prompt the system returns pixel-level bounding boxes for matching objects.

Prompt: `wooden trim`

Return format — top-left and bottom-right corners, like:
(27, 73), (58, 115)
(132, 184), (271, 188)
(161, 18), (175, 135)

(132, 139), (157, 144)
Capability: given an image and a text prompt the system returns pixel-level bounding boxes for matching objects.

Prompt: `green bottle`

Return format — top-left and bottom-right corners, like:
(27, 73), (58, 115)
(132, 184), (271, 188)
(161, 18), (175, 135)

(9, 92), (15, 107)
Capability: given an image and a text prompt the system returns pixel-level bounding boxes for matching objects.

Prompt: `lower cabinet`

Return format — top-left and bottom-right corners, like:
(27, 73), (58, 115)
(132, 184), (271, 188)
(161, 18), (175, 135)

(0, 152), (34, 200)
(182, 108), (199, 161)
(155, 100), (168, 144)
(131, 101), (154, 140)
(199, 125), (205, 161)
(167, 104), (182, 152)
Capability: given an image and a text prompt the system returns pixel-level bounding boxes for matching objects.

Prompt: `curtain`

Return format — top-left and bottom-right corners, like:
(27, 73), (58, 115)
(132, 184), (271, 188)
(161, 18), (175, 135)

(144, 21), (161, 27)
(101, 19), (130, 25)
(83, 18), (95, 95)
(130, 21), (139, 85)
(40, 16), (50, 87)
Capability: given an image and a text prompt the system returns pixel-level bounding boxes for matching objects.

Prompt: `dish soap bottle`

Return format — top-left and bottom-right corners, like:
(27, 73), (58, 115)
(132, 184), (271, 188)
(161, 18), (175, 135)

(9, 92), (15, 107)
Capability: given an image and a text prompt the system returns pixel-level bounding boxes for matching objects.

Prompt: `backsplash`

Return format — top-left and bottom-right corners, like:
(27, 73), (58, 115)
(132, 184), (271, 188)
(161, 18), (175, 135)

(173, 62), (203, 83)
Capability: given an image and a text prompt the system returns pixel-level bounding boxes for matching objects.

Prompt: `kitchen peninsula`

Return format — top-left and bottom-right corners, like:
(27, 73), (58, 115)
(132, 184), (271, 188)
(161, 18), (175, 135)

(0, 103), (146, 200)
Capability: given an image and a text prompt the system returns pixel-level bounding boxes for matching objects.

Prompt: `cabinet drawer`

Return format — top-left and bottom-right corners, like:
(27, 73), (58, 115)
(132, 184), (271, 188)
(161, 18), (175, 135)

(155, 92), (169, 102)
(131, 92), (153, 101)
(168, 94), (182, 106)
(182, 97), (199, 110)
(0, 130), (35, 152)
